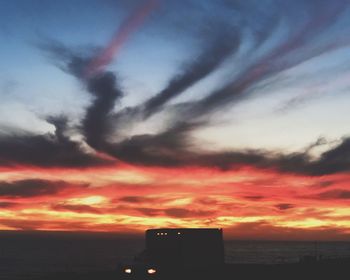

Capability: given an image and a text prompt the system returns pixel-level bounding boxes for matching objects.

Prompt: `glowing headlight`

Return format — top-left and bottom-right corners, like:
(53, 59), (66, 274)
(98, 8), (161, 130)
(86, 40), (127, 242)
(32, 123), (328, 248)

(124, 268), (132, 274)
(147, 268), (157, 274)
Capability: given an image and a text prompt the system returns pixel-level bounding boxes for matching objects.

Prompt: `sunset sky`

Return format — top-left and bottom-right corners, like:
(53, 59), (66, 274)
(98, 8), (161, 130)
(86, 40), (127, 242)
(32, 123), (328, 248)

(1, 0), (350, 240)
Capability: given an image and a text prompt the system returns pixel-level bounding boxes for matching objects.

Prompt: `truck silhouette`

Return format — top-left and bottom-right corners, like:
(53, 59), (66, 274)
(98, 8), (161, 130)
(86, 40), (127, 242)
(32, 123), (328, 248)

(118, 228), (225, 279)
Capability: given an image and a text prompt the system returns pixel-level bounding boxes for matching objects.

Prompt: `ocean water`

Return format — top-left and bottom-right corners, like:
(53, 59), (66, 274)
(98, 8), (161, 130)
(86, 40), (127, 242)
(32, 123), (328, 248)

(0, 232), (350, 279)
(225, 240), (350, 264)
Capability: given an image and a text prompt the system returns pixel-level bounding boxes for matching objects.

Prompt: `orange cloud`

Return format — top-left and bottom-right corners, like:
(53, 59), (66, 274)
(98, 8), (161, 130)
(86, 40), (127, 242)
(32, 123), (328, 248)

(0, 165), (349, 240)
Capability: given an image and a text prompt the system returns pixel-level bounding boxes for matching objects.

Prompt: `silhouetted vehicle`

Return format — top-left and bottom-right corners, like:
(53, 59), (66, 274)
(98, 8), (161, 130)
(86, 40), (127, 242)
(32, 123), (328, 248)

(117, 228), (225, 279)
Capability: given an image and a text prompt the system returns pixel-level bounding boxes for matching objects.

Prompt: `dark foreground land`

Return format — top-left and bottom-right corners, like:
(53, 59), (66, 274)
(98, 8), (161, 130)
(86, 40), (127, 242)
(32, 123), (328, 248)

(28, 258), (350, 280)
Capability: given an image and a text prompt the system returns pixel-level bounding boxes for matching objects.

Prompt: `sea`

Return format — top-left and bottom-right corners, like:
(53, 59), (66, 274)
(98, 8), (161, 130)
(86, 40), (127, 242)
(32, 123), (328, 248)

(0, 231), (350, 279)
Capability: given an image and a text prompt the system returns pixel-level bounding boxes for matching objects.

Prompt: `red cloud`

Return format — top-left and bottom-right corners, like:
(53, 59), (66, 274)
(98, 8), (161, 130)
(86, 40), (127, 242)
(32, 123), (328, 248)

(0, 165), (349, 240)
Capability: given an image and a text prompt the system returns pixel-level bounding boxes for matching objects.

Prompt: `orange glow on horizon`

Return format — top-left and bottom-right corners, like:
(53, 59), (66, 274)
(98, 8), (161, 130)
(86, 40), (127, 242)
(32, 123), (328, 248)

(0, 164), (350, 240)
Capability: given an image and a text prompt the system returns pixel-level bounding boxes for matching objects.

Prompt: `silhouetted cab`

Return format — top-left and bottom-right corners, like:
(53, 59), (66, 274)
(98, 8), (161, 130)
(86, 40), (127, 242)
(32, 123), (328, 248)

(118, 228), (224, 279)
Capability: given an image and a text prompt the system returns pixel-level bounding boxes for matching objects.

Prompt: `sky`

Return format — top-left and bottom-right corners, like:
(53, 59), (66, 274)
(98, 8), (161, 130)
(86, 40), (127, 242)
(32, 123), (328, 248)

(1, 0), (350, 240)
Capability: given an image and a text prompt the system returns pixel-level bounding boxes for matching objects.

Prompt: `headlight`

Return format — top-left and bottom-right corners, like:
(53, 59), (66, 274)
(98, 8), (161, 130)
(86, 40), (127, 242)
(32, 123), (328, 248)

(147, 268), (157, 274)
(124, 268), (132, 274)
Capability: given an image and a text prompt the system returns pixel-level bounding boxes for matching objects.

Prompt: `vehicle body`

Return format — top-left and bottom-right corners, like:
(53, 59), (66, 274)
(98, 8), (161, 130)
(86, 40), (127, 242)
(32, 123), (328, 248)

(118, 228), (225, 279)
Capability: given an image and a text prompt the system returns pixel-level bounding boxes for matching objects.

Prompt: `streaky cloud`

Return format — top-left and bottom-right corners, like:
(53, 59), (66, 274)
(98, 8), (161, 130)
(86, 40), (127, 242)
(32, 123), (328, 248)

(141, 31), (241, 118)
(187, 0), (349, 117)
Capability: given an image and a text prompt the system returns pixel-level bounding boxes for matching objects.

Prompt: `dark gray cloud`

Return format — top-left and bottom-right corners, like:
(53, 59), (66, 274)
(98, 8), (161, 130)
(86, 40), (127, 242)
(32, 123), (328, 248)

(0, 179), (74, 198)
(83, 72), (123, 149)
(102, 132), (350, 176)
(141, 31), (240, 118)
(0, 201), (18, 208)
(51, 203), (101, 214)
(38, 38), (94, 78)
(275, 203), (295, 211)
(314, 189), (350, 200)
(118, 196), (158, 204)
(243, 196), (265, 201)
(310, 138), (350, 175)
(39, 40), (124, 151)
(310, 181), (335, 189)
(103, 122), (197, 167)
(0, 116), (113, 168)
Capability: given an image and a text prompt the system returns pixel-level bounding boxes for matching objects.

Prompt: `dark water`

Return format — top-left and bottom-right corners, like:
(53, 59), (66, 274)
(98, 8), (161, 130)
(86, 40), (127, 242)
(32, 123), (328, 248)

(1, 232), (350, 279)
(225, 240), (350, 264)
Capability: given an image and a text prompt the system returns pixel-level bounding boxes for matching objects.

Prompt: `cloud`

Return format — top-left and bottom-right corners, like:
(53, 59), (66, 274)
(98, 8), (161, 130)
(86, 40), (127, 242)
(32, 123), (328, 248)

(118, 196), (158, 204)
(243, 196), (265, 201)
(141, 30), (241, 118)
(97, 121), (350, 176)
(39, 0), (157, 151)
(0, 201), (17, 208)
(311, 138), (350, 175)
(109, 2), (279, 128)
(164, 207), (215, 218)
(38, 38), (93, 78)
(4, 1), (350, 238)
(97, 124), (350, 176)
(184, 1), (348, 118)
(72, 0), (158, 149)
(314, 189), (350, 200)
(275, 203), (295, 210)
(83, 72), (123, 149)
(0, 218), (49, 231)
(276, 90), (321, 114)
(310, 181), (335, 189)
(0, 179), (86, 198)
(194, 197), (220, 205)
(133, 206), (215, 218)
(0, 217), (143, 233)
(51, 203), (101, 214)
(99, 0), (350, 176)
(0, 116), (113, 167)
(104, 122), (198, 166)
(136, 207), (161, 217)
(18, 1), (350, 177)
(39, 40), (125, 151)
